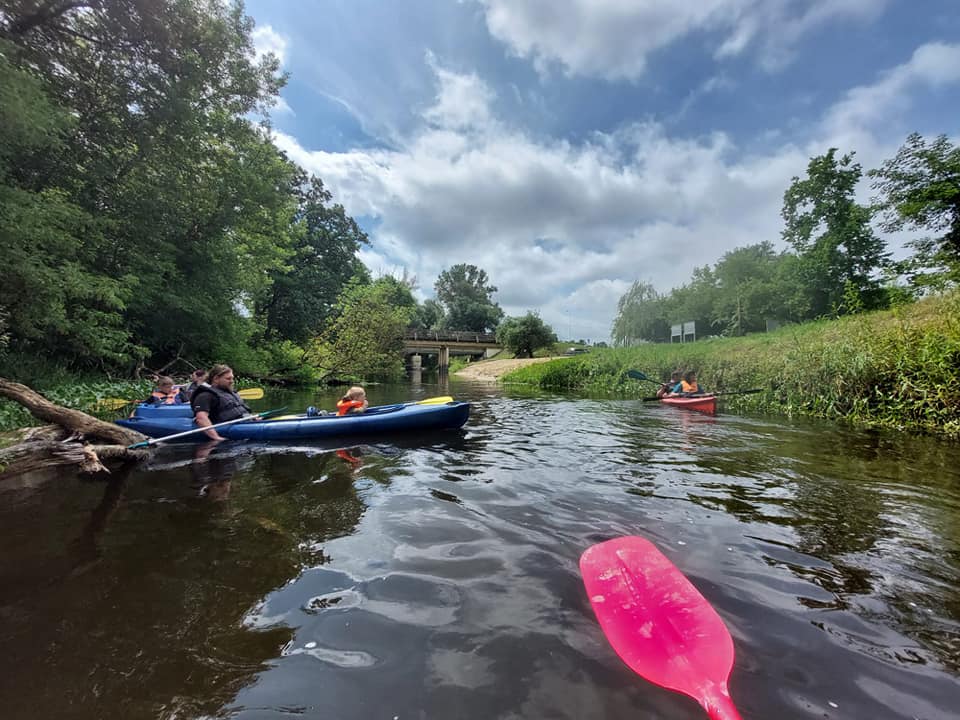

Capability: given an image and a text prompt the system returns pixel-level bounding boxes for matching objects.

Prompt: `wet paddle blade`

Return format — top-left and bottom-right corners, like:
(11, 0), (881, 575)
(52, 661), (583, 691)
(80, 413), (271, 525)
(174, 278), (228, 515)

(416, 396), (453, 405)
(580, 536), (743, 720)
(238, 388), (264, 400)
(97, 397), (133, 410)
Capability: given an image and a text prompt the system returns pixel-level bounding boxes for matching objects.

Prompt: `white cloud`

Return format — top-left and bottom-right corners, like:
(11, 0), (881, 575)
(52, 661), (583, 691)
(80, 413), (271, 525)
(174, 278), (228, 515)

(423, 53), (496, 130)
(821, 42), (960, 151)
(477, 0), (887, 79)
(274, 45), (960, 341)
(274, 62), (790, 340)
(252, 25), (289, 66)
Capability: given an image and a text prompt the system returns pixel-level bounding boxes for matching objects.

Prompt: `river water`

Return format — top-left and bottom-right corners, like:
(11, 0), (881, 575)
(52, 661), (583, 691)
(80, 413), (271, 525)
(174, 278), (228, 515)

(1, 381), (958, 719)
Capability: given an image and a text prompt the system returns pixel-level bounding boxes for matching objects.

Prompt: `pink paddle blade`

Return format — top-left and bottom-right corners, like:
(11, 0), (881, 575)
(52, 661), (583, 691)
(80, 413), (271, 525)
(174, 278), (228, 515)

(580, 536), (743, 720)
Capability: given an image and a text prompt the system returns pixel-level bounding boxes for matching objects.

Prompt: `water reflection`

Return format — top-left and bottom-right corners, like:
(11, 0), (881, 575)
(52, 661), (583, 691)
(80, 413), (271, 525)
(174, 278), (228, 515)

(0, 436), (408, 719)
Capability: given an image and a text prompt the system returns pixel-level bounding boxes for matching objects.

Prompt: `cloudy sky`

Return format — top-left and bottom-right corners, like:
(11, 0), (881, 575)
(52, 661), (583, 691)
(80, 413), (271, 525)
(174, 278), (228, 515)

(246, 0), (960, 342)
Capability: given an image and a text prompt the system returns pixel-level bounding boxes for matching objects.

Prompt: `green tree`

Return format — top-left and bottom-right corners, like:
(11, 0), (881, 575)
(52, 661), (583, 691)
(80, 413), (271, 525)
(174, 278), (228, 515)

(307, 278), (414, 381)
(0, 43), (138, 368)
(612, 280), (668, 344)
(0, 0), (301, 371)
(434, 264), (504, 332)
(410, 299), (444, 330)
(782, 149), (890, 316)
(497, 312), (556, 358)
(661, 266), (722, 338)
(259, 175), (370, 343)
(870, 133), (960, 290)
(712, 242), (792, 335)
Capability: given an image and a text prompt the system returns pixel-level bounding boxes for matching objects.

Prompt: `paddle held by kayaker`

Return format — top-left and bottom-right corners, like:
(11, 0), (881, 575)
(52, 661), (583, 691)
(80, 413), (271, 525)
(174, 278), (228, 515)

(658, 369), (683, 398)
(191, 364), (252, 441)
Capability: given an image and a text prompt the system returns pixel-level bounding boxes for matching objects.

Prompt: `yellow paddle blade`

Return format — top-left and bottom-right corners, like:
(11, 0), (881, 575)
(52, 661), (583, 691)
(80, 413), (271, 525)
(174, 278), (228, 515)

(96, 397), (133, 411)
(238, 388), (264, 400)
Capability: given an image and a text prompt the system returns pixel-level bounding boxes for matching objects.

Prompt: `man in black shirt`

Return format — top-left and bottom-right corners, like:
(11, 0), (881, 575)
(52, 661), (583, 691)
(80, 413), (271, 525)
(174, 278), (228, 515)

(190, 364), (251, 441)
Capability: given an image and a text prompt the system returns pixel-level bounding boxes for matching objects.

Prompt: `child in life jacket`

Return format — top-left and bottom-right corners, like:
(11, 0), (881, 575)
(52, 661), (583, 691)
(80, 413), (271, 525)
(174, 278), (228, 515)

(679, 370), (704, 395)
(336, 386), (368, 415)
(145, 375), (187, 405)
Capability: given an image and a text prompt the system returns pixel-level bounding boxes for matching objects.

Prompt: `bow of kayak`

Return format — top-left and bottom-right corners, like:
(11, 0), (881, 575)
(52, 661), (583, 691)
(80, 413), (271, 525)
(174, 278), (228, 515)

(659, 394), (717, 414)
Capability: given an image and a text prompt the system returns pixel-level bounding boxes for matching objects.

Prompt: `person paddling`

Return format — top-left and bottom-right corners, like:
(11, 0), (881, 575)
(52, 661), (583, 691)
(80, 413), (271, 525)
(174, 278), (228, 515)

(336, 386), (368, 415)
(658, 370), (682, 398)
(191, 364), (251, 441)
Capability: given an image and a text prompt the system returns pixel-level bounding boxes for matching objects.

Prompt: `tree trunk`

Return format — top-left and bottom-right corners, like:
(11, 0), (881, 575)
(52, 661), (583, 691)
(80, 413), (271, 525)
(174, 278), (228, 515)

(0, 440), (107, 478)
(0, 377), (143, 445)
(0, 377), (149, 480)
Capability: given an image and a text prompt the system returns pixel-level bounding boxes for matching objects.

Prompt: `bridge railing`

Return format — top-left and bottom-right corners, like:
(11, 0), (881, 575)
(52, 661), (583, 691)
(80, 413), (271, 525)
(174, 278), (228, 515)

(404, 330), (498, 343)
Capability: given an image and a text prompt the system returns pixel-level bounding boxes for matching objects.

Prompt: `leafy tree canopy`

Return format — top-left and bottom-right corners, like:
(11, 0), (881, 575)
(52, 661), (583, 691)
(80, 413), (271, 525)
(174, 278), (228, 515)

(0, 0), (379, 379)
(434, 264), (504, 332)
(782, 149), (890, 316)
(612, 281), (668, 345)
(259, 174), (370, 343)
(306, 278), (414, 382)
(410, 299), (444, 331)
(870, 133), (960, 289)
(497, 312), (557, 358)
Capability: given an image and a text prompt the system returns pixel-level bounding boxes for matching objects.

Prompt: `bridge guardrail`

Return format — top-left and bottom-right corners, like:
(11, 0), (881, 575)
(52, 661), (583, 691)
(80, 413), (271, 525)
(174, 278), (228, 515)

(404, 330), (498, 343)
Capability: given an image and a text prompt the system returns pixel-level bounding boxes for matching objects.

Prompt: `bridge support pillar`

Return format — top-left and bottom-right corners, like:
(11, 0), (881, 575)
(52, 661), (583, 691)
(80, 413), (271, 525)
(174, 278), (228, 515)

(438, 345), (450, 373)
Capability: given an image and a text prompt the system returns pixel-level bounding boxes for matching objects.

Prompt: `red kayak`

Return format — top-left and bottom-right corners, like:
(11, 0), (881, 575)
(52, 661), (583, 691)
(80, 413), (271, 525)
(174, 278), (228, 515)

(660, 394), (717, 414)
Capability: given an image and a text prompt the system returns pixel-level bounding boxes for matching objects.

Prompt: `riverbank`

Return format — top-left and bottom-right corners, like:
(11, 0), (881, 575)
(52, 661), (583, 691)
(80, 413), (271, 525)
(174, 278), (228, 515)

(453, 357), (559, 381)
(502, 291), (960, 438)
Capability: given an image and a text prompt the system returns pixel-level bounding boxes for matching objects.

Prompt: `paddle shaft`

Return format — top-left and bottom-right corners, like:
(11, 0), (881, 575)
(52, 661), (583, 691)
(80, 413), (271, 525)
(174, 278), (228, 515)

(127, 408), (284, 449)
(640, 389), (763, 401)
(102, 386), (263, 410)
(703, 690), (744, 720)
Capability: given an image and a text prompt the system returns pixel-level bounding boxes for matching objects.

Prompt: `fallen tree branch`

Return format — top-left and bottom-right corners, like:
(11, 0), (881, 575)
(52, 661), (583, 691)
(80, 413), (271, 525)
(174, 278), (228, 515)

(0, 377), (143, 445)
(0, 377), (149, 480)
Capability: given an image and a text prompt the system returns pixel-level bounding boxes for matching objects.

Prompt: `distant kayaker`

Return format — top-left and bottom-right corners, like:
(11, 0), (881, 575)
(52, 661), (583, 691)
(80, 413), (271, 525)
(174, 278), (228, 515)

(181, 368), (209, 401)
(679, 370), (704, 395)
(191, 364), (251, 441)
(336, 386), (368, 415)
(144, 375), (187, 405)
(658, 370), (682, 398)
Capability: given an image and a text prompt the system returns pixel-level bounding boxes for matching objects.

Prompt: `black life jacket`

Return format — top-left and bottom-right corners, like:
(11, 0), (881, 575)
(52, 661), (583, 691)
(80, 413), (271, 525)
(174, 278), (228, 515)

(191, 384), (250, 424)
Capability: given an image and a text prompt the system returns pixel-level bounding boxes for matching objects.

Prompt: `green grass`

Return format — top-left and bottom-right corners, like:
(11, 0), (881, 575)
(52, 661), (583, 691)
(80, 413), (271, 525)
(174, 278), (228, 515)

(503, 291), (960, 438)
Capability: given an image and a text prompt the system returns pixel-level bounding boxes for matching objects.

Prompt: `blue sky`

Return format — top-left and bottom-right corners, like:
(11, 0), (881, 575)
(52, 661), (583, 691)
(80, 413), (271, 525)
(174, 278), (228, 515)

(246, 0), (960, 342)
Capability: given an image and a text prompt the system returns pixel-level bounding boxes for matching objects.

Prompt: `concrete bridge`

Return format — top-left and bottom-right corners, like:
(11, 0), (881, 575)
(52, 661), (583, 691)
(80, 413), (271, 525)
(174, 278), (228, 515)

(403, 330), (502, 372)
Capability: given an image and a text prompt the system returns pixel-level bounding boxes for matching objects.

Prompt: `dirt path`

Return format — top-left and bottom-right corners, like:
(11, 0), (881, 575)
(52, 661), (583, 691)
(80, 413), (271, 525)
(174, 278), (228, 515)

(453, 357), (558, 382)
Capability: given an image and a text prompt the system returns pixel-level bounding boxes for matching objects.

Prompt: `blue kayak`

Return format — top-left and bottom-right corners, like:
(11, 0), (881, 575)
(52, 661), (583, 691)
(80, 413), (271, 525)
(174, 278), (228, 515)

(116, 401), (470, 441)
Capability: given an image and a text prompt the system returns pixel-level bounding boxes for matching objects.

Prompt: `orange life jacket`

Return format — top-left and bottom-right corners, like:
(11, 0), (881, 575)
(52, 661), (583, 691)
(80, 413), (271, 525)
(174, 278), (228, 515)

(336, 399), (365, 416)
(681, 380), (699, 393)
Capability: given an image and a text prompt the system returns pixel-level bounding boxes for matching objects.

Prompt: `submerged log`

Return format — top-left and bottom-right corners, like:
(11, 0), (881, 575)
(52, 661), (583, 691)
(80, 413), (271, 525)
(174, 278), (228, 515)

(0, 378), (143, 445)
(0, 440), (108, 478)
(0, 377), (148, 480)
